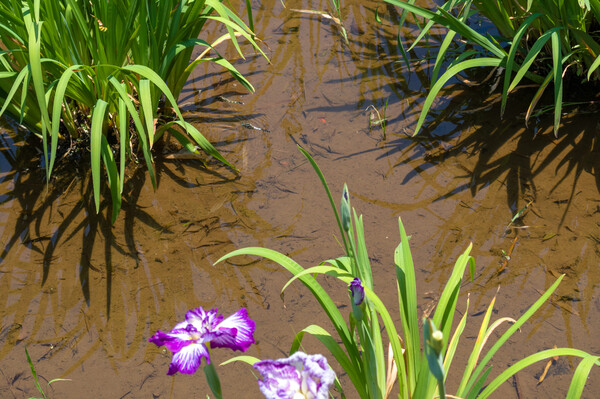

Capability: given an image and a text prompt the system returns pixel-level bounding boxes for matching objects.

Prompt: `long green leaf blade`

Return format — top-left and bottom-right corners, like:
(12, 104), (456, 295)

(463, 275), (564, 396)
(551, 31), (563, 137)
(478, 349), (598, 398)
(412, 58), (503, 135)
(90, 99), (108, 213)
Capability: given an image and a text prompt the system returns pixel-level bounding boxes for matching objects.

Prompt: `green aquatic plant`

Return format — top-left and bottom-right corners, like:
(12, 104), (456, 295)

(25, 345), (70, 399)
(218, 147), (600, 398)
(385, 0), (600, 137)
(0, 0), (265, 221)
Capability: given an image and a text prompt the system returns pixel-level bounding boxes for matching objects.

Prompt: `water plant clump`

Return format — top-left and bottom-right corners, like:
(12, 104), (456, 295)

(0, 0), (266, 221)
(217, 147), (600, 398)
(384, 0), (600, 137)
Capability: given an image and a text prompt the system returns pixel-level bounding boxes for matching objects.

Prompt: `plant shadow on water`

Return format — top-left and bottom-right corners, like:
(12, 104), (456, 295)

(0, 104), (287, 396)
(0, 129), (235, 300)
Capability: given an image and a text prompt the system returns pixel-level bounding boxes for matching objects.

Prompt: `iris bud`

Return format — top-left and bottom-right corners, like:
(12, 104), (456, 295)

(349, 278), (365, 305)
(341, 184), (351, 232)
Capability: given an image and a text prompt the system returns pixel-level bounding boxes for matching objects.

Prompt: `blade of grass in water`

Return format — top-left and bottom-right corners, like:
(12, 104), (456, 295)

(90, 99), (108, 213)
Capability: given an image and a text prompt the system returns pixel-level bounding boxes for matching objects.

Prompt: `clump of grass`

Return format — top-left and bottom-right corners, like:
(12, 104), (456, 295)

(0, 0), (266, 221)
(385, 0), (600, 137)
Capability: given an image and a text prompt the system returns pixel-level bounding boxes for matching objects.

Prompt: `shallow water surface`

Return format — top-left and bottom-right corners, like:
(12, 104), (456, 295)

(1, 0), (599, 397)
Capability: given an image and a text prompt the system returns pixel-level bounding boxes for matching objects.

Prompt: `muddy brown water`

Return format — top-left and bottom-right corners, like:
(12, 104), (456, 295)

(1, 1), (600, 398)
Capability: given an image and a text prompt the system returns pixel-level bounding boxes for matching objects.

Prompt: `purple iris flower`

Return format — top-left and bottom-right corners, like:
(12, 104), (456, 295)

(254, 351), (336, 399)
(349, 277), (365, 305)
(149, 307), (255, 375)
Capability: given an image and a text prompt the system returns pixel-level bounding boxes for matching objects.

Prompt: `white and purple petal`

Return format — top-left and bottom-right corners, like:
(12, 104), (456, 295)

(254, 361), (302, 399)
(203, 327), (239, 350)
(167, 342), (210, 375)
(186, 307), (224, 331)
(212, 308), (256, 351)
(300, 354), (335, 397)
(254, 352), (336, 399)
(149, 328), (195, 354)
